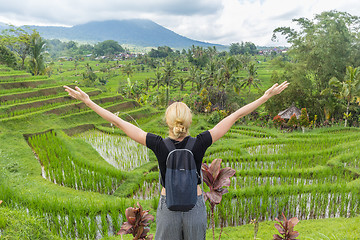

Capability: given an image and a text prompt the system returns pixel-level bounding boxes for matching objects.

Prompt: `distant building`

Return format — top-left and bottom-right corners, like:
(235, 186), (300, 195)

(278, 103), (301, 119)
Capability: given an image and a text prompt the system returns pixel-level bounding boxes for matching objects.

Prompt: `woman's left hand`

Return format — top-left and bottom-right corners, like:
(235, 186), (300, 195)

(63, 85), (90, 103)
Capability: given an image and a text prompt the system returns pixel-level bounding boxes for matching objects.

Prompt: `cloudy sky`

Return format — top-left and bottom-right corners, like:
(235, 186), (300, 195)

(0, 0), (359, 46)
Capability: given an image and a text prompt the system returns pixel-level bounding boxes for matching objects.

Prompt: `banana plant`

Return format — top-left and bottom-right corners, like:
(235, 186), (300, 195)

(117, 202), (154, 240)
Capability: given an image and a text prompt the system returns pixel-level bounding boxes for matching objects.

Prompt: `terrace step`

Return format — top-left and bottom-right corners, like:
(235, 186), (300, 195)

(0, 91), (123, 120)
(0, 85), (81, 103)
(0, 73), (32, 80)
(0, 75), (49, 83)
(0, 79), (56, 89)
(0, 90), (103, 117)
(45, 95), (128, 115)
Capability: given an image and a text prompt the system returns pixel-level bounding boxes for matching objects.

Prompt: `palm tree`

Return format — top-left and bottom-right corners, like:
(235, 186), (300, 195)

(144, 77), (151, 93)
(217, 56), (240, 90)
(174, 76), (189, 91)
(152, 70), (163, 91)
(162, 62), (176, 105)
(326, 66), (360, 127)
(122, 64), (134, 79)
(192, 71), (209, 93)
(238, 62), (261, 93)
(205, 46), (217, 60)
(205, 59), (220, 87)
(187, 65), (198, 89)
(29, 31), (46, 75)
(239, 53), (252, 69)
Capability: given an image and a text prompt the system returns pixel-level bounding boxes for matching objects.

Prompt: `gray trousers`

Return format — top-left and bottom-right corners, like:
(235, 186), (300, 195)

(155, 194), (207, 240)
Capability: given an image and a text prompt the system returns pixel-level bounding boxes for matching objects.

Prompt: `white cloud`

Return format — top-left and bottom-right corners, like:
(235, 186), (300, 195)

(0, 0), (359, 46)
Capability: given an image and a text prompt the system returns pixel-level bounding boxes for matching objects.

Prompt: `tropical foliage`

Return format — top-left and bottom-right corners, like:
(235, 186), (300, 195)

(324, 66), (360, 127)
(202, 158), (236, 240)
(273, 213), (299, 240)
(118, 202), (154, 240)
(28, 31), (46, 75)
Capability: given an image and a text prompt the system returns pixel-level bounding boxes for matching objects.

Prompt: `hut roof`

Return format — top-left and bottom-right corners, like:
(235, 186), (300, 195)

(278, 103), (301, 119)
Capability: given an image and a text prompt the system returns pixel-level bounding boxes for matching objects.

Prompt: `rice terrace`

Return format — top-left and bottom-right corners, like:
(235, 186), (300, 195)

(1, 9), (360, 240)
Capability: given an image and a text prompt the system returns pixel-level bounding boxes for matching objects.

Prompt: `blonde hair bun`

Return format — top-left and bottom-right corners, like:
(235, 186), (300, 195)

(173, 118), (187, 138)
(165, 102), (192, 139)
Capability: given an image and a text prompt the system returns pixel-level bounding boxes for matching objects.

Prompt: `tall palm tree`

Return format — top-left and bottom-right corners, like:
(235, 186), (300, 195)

(193, 71), (209, 93)
(238, 62), (261, 93)
(217, 56), (240, 90)
(122, 64), (134, 79)
(205, 46), (217, 60)
(205, 59), (219, 87)
(152, 70), (163, 91)
(238, 53), (252, 69)
(327, 66), (360, 127)
(144, 77), (151, 93)
(162, 62), (176, 105)
(174, 76), (189, 91)
(187, 65), (198, 89)
(29, 31), (46, 75)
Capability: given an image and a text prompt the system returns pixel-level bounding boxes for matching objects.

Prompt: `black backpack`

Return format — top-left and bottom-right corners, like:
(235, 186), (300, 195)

(163, 137), (199, 211)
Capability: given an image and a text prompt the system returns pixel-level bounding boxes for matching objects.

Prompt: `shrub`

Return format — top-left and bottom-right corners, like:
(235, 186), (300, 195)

(287, 114), (298, 130)
(208, 110), (226, 124)
(299, 108), (310, 132)
(273, 115), (285, 128)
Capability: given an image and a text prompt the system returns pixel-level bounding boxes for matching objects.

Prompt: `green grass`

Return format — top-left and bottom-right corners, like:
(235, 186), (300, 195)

(0, 206), (62, 240)
(99, 216), (360, 240)
(1, 204), (359, 240)
(204, 216), (360, 240)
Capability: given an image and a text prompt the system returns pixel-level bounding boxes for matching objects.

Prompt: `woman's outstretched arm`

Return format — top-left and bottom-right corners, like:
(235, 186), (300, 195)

(209, 81), (289, 143)
(63, 86), (147, 146)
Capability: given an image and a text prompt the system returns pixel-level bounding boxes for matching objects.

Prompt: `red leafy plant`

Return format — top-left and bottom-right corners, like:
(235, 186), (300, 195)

(202, 158), (236, 240)
(117, 202), (154, 240)
(273, 212), (299, 240)
(273, 115), (285, 128)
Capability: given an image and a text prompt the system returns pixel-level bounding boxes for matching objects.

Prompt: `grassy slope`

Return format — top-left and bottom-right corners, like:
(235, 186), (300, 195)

(0, 207), (62, 240)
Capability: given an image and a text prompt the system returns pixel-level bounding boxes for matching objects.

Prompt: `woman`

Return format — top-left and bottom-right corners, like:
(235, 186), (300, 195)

(63, 81), (288, 239)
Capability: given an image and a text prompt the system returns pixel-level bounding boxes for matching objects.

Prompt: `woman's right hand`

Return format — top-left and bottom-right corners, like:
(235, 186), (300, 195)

(263, 81), (289, 99)
(63, 86), (90, 103)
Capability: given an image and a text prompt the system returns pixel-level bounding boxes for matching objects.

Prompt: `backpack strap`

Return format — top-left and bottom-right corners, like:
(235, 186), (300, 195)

(183, 137), (205, 199)
(159, 138), (176, 191)
(164, 136), (196, 152)
(163, 137), (176, 152)
(184, 137), (196, 151)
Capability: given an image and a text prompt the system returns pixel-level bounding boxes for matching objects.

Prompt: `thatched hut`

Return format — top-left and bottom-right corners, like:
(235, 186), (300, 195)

(278, 103), (301, 119)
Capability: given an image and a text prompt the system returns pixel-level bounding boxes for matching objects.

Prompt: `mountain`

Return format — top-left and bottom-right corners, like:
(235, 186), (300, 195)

(22, 19), (223, 49)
